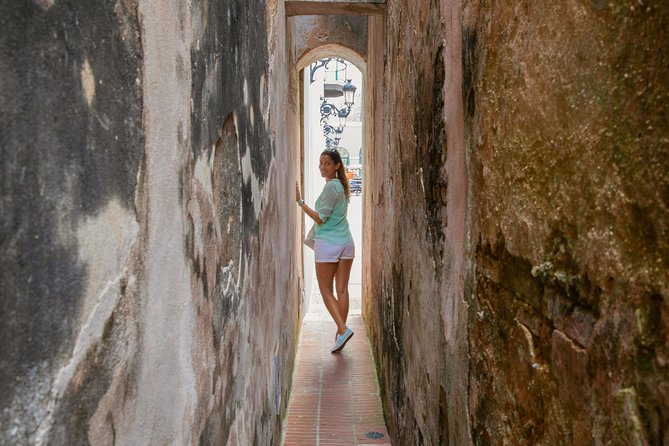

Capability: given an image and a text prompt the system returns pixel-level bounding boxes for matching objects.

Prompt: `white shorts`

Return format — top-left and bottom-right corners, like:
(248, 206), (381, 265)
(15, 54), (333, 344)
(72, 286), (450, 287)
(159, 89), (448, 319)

(314, 239), (355, 263)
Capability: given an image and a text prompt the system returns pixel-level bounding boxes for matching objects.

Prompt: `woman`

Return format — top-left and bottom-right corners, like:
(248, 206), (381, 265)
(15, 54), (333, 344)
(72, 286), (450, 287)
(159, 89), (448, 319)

(295, 149), (355, 353)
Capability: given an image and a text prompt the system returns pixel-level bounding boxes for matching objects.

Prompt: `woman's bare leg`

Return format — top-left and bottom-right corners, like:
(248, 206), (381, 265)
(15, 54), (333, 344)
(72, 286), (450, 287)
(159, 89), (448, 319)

(335, 258), (354, 324)
(316, 262), (347, 334)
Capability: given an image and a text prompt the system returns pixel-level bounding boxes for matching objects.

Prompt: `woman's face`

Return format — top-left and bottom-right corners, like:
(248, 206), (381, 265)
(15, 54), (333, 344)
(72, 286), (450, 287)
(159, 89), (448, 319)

(319, 154), (340, 180)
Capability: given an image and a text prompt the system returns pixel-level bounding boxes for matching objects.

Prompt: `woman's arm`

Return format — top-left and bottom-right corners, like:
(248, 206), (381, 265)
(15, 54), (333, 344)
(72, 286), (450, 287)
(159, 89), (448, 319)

(301, 202), (323, 224)
(295, 181), (323, 224)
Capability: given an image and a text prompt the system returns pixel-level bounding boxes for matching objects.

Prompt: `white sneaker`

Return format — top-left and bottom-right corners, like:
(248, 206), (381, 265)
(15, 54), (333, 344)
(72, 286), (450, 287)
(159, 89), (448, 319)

(331, 328), (354, 353)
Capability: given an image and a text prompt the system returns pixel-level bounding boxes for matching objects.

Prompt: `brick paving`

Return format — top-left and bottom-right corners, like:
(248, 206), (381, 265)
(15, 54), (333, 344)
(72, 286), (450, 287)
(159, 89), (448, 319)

(283, 315), (391, 446)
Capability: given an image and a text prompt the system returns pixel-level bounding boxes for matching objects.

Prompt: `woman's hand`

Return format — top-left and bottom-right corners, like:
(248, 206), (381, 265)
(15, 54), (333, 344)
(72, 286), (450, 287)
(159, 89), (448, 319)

(296, 181), (322, 223)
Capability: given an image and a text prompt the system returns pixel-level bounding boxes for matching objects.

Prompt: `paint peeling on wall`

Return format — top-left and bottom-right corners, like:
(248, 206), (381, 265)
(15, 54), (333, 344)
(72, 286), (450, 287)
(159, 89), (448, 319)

(2, 0), (299, 444)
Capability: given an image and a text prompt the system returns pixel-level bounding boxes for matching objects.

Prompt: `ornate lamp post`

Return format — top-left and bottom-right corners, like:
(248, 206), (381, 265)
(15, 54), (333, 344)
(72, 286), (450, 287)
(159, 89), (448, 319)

(342, 79), (357, 109)
(319, 78), (357, 149)
(309, 54), (358, 151)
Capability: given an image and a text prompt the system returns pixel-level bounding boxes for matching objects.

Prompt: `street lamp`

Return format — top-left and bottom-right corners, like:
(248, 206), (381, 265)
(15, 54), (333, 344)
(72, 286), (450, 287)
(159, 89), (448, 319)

(320, 85), (356, 123)
(337, 108), (348, 128)
(318, 77), (357, 150)
(343, 79), (357, 109)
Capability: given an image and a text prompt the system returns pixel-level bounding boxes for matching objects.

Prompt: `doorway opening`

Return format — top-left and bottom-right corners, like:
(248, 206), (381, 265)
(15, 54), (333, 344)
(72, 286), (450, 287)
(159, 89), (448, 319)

(299, 55), (365, 321)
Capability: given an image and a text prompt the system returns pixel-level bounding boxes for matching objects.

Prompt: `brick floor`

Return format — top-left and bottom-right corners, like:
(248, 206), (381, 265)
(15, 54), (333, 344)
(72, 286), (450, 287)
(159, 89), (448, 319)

(283, 316), (391, 446)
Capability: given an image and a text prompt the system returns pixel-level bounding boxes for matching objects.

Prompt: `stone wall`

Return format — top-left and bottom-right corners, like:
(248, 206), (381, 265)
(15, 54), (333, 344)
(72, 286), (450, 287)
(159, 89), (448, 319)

(365, 0), (668, 445)
(0, 1), (299, 444)
(465, 1), (668, 444)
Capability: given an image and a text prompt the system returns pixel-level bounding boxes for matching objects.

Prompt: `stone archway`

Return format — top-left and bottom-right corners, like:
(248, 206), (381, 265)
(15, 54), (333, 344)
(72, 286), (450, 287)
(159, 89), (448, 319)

(296, 44), (366, 76)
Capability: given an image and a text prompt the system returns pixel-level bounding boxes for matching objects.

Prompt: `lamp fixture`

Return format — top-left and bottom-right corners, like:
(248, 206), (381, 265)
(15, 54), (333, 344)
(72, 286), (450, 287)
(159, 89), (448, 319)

(342, 79), (357, 109)
(316, 74), (357, 150)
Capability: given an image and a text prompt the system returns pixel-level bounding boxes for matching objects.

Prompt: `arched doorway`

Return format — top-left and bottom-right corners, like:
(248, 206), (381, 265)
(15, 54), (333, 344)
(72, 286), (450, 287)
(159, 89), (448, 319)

(297, 49), (366, 319)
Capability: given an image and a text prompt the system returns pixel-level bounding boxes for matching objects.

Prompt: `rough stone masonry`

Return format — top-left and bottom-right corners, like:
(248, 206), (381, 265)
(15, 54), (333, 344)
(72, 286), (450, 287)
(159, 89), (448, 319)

(363, 1), (669, 445)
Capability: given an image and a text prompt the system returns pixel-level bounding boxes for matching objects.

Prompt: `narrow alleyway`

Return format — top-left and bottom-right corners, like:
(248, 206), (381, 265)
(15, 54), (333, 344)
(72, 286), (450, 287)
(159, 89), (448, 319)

(283, 193), (390, 445)
(3, 2), (667, 445)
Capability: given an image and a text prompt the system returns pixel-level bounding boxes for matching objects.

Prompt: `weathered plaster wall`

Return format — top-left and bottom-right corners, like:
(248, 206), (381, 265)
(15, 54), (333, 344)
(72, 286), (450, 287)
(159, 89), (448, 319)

(1, 2), (143, 443)
(292, 15), (368, 64)
(363, 1), (471, 444)
(365, 0), (668, 445)
(1, 1), (298, 444)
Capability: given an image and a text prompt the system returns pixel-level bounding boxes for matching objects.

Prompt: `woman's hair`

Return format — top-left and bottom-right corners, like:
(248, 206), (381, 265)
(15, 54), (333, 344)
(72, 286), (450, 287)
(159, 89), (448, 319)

(321, 148), (350, 200)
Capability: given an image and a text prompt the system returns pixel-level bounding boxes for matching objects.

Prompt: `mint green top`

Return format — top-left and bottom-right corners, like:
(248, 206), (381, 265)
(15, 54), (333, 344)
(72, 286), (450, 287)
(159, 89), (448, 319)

(315, 179), (352, 245)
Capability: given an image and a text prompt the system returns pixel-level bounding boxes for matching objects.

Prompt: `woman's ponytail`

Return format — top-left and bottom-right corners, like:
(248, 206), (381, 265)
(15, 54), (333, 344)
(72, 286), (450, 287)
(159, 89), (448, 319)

(337, 163), (350, 201)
